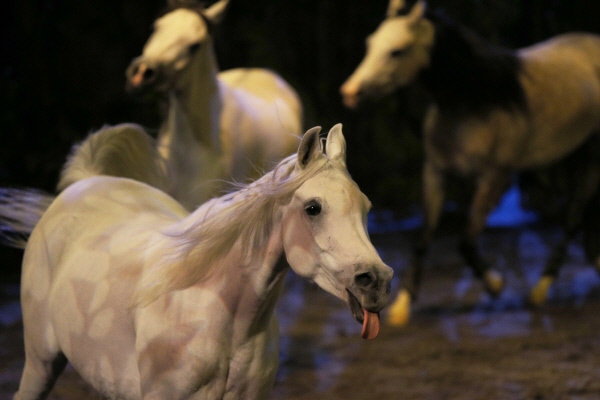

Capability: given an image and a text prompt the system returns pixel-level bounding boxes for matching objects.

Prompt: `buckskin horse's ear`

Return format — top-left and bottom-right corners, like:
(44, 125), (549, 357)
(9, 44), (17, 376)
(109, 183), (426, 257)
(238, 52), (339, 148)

(204, 0), (230, 25)
(407, 1), (426, 25)
(325, 124), (347, 166)
(387, 0), (405, 18)
(297, 126), (322, 169)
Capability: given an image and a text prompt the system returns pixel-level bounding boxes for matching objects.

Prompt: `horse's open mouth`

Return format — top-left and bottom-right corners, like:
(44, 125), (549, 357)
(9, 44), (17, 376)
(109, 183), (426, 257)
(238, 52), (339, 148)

(347, 289), (380, 340)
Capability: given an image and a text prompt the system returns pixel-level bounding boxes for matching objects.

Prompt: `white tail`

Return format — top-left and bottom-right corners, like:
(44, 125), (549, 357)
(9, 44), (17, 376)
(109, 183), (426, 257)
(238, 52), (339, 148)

(0, 124), (168, 248)
(0, 188), (54, 248)
(57, 123), (167, 191)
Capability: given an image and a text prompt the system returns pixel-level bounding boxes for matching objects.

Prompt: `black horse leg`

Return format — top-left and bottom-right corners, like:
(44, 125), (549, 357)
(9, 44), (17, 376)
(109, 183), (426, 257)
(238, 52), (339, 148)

(388, 231), (430, 326)
(460, 169), (511, 296)
(532, 154), (600, 304)
(400, 232), (429, 298)
(388, 161), (444, 326)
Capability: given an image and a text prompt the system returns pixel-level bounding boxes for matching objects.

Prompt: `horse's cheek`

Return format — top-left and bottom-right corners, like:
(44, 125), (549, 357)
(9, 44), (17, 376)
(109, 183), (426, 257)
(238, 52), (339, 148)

(281, 211), (316, 278)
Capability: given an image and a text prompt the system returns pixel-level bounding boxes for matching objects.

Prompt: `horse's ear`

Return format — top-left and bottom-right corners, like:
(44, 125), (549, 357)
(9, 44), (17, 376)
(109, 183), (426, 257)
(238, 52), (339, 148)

(407, 1), (426, 24)
(325, 124), (346, 166)
(386, 0), (405, 18)
(297, 126), (322, 169)
(204, 0), (230, 25)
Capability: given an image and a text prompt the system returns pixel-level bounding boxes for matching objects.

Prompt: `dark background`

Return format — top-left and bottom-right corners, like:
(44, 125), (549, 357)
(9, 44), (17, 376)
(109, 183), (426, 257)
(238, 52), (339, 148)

(2, 0), (600, 277)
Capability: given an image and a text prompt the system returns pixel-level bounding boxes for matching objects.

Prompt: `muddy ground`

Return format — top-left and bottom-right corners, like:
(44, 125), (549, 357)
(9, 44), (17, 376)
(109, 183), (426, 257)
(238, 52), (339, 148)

(2, 224), (600, 400)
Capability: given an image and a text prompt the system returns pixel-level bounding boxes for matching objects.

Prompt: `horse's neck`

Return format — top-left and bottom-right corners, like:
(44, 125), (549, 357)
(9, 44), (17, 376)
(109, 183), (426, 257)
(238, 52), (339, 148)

(221, 226), (287, 339)
(163, 43), (223, 150)
(181, 211), (288, 341)
(419, 11), (525, 114)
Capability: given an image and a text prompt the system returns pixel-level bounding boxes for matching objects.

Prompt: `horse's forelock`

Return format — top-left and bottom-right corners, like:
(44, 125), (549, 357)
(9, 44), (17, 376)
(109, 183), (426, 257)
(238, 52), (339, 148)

(159, 0), (215, 34)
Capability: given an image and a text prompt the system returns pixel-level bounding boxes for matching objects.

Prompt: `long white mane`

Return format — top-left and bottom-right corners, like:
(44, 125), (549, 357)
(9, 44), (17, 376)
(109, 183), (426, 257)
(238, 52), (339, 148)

(135, 151), (335, 306)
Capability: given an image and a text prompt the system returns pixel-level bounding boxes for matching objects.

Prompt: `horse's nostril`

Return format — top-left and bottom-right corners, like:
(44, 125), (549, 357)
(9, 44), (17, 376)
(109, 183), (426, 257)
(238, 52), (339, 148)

(143, 67), (156, 81)
(355, 272), (375, 288)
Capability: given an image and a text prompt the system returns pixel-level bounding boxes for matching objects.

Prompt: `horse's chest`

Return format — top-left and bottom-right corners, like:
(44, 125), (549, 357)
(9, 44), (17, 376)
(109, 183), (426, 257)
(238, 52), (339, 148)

(134, 292), (279, 399)
(223, 325), (280, 398)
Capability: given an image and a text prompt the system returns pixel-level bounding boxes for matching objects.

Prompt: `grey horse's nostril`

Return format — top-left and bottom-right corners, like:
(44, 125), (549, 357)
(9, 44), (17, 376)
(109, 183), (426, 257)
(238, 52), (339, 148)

(355, 272), (375, 288)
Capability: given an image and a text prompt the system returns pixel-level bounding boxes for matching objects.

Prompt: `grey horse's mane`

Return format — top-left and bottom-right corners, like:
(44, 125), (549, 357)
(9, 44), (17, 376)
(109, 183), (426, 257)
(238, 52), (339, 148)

(135, 151), (336, 306)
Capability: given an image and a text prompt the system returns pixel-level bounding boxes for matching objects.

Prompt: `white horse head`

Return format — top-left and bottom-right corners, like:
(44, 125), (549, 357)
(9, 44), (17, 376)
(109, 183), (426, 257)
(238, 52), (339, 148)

(281, 125), (393, 337)
(125, 0), (229, 93)
(340, 0), (434, 108)
(136, 124), (393, 339)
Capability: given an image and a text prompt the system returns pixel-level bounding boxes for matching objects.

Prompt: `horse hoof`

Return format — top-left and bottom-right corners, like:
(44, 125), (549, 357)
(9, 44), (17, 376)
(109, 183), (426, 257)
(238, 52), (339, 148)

(483, 269), (504, 297)
(387, 289), (411, 327)
(530, 276), (554, 306)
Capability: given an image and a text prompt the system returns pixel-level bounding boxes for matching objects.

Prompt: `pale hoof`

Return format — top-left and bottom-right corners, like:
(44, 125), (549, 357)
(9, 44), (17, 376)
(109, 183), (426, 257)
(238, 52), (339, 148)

(483, 269), (504, 297)
(530, 275), (554, 306)
(387, 289), (411, 327)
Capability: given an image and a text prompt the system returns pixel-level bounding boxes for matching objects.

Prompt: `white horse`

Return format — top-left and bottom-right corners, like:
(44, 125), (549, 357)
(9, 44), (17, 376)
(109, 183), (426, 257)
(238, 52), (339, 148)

(14, 123), (393, 400)
(126, 0), (303, 210)
(341, 0), (600, 325)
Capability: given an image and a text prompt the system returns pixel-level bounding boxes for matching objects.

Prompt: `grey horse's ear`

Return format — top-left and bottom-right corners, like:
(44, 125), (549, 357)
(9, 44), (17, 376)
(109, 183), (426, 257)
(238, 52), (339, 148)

(297, 126), (323, 169)
(204, 0), (230, 25)
(387, 0), (405, 18)
(325, 124), (346, 166)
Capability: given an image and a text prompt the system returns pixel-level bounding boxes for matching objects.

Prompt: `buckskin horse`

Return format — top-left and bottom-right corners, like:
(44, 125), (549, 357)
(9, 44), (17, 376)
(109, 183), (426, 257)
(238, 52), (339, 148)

(341, 0), (600, 325)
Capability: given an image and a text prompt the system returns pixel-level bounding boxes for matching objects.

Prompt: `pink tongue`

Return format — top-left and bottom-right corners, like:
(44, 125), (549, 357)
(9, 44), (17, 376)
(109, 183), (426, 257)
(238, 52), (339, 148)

(361, 309), (380, 340)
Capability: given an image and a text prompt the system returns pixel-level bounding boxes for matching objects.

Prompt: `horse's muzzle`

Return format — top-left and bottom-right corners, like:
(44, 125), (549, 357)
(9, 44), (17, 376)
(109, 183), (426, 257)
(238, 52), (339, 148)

(125, 58), (160, 94)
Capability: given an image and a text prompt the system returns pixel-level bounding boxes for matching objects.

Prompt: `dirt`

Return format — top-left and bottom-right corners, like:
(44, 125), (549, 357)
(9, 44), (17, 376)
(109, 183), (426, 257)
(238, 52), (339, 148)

(2, 225), (600, 400)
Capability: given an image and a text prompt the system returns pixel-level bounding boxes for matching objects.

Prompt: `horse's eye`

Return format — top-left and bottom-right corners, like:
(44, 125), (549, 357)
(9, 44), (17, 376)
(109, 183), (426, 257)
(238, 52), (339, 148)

(189, 42), (202, 54)
(305, 201), (322, 216)
(390, 48), (406, 58)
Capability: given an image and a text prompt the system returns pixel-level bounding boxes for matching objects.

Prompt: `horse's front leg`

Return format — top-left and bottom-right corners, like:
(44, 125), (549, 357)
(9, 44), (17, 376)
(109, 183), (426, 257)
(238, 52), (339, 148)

(531, 152), (600, 305)
(460, 168), (511, 297)
(388, 160), (445, 326)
